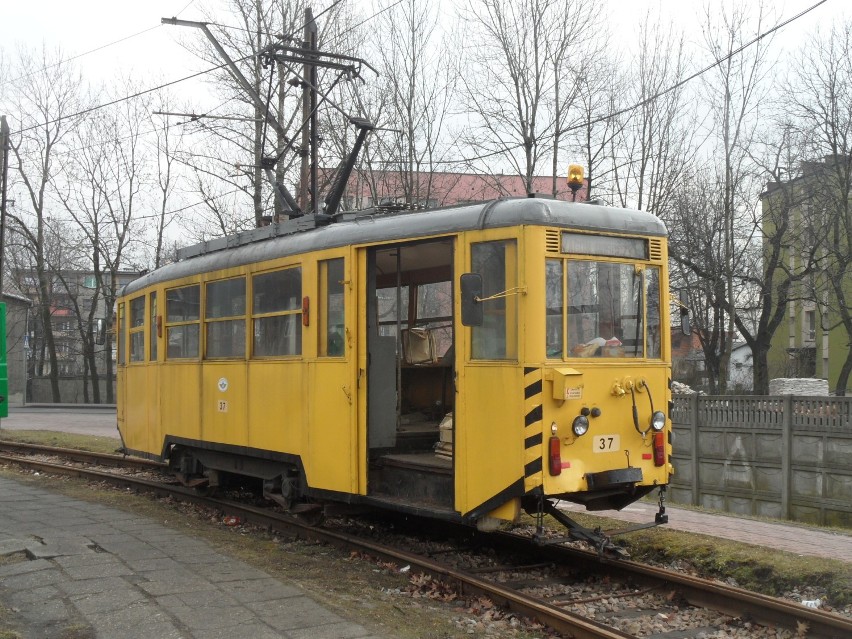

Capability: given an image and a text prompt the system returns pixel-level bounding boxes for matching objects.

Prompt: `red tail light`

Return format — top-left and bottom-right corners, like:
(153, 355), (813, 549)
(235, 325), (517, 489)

(653, 432), (666, 466)
(548, 436), (562, 476)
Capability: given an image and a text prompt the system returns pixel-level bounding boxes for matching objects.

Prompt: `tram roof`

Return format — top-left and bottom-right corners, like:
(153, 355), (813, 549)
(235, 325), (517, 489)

(123, 197), (667, 296)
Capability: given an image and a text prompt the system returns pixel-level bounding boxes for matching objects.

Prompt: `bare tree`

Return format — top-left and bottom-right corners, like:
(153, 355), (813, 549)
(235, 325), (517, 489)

(613, 13), (695, 214)
(54, 79), (151, 403)
(672, 1), (776, 393)
(460, 0), (594, 189)
(784, 22), (852, 394)
(338, 0), (457, 209)
(4, 45), (84, 402)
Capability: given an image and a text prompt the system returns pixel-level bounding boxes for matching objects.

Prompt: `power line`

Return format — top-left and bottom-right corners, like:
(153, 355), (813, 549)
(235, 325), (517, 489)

(567, 0), (832, 135)
(433, 0), (831, 166)
(7, 0), (383, 138)
(1, 1), (198, 89)
(0, 25), (163, 89)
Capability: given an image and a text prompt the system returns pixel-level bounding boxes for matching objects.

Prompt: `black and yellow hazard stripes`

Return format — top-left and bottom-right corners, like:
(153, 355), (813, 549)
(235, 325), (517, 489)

(523, 367), (544, 493)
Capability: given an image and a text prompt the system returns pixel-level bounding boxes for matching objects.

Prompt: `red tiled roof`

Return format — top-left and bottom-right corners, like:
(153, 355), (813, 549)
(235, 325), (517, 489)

(329, 169), (588, 207)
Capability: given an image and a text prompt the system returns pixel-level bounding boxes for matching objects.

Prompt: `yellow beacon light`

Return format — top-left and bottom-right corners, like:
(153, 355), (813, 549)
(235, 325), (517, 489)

(567, 164), (584, 201)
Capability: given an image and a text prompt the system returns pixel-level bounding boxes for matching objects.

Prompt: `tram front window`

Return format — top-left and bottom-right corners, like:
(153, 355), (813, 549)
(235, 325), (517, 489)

(546, 260), (661, 359)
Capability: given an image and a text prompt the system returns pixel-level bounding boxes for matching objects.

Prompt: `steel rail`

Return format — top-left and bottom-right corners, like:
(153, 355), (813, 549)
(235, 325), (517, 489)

(2, 452), (851, 639)
(491, 531), (852, 639)
(0, 441), (165, 471)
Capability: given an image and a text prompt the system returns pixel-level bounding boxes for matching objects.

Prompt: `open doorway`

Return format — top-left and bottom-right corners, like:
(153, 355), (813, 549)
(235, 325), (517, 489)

(365, 239), (455, 509)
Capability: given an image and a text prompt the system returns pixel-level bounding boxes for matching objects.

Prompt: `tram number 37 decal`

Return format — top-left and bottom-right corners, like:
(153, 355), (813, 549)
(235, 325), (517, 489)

(217, 400), (229, 413)
(593, 434), (620, 452)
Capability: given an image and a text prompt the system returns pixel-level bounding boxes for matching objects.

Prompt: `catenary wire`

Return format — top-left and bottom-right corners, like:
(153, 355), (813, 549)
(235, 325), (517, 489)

(0, 0), (198, 88)
(6, 0), (830, 167)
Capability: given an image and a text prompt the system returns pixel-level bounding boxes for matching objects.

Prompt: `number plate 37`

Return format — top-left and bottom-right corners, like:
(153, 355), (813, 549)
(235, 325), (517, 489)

(593, 434), (620, 452)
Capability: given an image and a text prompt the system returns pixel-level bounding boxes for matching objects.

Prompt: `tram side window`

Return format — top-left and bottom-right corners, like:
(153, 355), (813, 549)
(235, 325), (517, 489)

(471, 240), (517, 360)
(149, 292), (158, 361)
(117, 303), (125, 366)
(129, 296), (145, 362)
(319, 259), (345, 357)
(205, 278), (246, 358)
(252, 267), (302, 357)
(166, 285), (200, 359)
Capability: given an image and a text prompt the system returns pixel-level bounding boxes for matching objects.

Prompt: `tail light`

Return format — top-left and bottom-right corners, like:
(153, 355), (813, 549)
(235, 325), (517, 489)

(653, 432), (666, 466)
(548, 436), (562, 476)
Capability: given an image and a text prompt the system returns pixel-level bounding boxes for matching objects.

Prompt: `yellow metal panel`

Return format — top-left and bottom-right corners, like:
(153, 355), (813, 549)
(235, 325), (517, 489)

(307, 360), (357, 492)
(146, 365), (160, 454)
(159, 363), (202, 446)
(246, 361), (305, 455)
(457, 364), (525, 514)
(122, 365), (149, 453)
(201, 362), (248, 447)
(541, 364), (671, 494)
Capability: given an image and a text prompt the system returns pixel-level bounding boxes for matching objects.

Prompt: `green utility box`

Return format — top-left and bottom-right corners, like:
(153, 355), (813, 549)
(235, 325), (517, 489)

(0, 303), (7, 418)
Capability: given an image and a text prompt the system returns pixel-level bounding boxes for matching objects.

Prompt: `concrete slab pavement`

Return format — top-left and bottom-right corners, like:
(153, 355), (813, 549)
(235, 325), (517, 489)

(0, 476), (384, 639)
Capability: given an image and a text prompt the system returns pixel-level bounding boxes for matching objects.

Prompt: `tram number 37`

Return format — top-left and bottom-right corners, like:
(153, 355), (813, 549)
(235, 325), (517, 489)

(593, 434), (620, 452)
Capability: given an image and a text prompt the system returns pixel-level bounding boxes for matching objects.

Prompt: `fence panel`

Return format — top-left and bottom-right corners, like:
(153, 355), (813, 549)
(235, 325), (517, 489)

(669, 395), (852, 528)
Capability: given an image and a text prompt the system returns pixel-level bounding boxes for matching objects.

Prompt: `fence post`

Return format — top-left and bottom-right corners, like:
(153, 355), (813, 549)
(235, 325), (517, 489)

(781, 394), (793, 520)
(690, 393), (700, 506)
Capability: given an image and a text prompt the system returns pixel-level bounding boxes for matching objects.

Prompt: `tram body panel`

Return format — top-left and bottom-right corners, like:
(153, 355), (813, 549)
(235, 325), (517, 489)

(456, 363), (526, 516)
(159, 362), (202, 449)
(246, 361), (306, 460)
(200, 361), (248, 448)
(538, 363), (672, 501)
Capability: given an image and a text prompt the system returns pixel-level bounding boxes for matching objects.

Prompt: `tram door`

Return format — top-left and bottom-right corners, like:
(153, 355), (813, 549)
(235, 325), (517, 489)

(361, 240), (456, 499)
(365, 248), (397, 449)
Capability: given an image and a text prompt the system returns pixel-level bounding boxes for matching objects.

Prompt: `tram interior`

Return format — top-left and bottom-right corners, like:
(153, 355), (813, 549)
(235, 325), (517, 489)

(367, 240), (456, 509)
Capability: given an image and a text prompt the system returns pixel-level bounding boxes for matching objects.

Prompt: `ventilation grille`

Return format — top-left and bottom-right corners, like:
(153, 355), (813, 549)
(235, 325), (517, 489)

(545, 230), (561, 253)
(649, 239), (663, 262)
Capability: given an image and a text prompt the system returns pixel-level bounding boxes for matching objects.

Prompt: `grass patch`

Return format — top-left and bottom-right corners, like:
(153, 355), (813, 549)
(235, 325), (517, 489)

(0, 430), (120, 455)
(0, 603), (22, 639)
(624, 525), (851, 605)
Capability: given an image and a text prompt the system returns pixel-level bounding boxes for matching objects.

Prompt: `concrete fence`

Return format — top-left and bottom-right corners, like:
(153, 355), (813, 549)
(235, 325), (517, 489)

(669, 394), (852, 528)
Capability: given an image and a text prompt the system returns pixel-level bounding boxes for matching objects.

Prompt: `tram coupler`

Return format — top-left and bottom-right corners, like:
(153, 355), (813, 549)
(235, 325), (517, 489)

(526, 499), (629, 560)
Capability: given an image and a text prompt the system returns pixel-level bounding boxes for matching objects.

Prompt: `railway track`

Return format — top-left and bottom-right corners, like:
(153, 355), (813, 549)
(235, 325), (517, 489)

(1, 441), (850, 638)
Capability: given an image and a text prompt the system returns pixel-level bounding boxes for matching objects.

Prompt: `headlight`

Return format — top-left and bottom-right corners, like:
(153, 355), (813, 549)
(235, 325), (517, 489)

(650, 411), (666, 431)
(572, 415), (590, 436)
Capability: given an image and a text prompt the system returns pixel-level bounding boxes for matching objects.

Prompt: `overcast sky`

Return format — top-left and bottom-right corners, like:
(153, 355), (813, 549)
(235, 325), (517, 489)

(2, 1), (844, 78)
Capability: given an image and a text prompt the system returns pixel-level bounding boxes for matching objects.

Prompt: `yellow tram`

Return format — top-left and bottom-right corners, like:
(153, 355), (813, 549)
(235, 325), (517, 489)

(116, 195), (674, 550)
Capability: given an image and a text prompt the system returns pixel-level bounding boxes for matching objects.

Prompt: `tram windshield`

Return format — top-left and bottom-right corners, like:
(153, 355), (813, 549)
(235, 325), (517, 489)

(546, 259), (661, 359)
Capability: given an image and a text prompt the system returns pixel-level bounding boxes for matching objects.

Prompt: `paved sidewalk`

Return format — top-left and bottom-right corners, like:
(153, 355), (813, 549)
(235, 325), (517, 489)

(0, 406), (119, 439)
(560, 500), (852, 563)
(0, 476), (383, 639)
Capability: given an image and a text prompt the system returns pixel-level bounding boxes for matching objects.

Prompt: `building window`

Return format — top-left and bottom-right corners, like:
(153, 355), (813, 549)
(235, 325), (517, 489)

(166, 285), (200, 359)
(129, 296), (145, 362)
(205, 278), (246, 358)
(252, 267), (302, 357)
(805, 310), (816, 341)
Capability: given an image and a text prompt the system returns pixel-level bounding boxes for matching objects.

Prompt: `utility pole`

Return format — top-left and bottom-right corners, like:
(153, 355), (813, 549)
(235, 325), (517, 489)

(299, 8), (318, 214)
(0, 115), (10, 297)
(162, 15), (375, 225)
